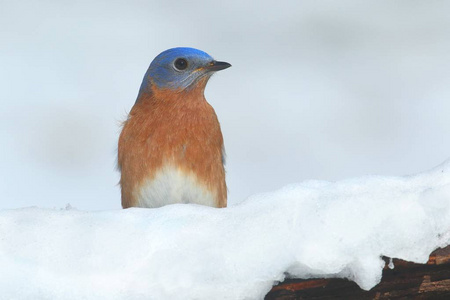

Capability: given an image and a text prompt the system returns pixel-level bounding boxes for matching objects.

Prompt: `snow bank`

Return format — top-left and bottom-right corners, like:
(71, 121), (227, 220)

(1, 161), (450, 300)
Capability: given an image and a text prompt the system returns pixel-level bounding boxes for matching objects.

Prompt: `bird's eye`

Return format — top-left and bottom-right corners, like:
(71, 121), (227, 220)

(174, 58), (188, 71)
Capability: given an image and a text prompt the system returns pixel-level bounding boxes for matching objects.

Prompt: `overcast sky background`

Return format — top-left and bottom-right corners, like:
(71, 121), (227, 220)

(1, 0), (449, 210)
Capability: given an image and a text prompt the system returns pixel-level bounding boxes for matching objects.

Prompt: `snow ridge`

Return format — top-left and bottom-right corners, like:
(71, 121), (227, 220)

(1, 160), (450, 299)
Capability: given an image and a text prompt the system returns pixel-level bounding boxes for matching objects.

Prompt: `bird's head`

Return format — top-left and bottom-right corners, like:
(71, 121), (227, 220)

(138, 47), (231, 96)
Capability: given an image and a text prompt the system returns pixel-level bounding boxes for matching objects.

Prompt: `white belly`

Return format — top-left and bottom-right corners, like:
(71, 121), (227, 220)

(135, 165), (216, 208)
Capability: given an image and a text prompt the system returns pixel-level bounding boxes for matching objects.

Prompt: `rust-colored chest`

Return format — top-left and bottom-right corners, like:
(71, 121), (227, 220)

(118, 87), (227, 208)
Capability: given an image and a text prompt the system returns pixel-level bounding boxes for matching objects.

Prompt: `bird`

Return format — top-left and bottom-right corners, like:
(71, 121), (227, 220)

(118, 47), (230, 209)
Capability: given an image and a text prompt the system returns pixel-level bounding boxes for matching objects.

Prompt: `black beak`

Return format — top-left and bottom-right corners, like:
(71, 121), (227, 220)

(206, 60), (232, 72)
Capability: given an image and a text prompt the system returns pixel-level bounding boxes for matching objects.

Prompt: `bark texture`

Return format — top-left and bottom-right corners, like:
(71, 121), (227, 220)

(266, 246), (450, 299)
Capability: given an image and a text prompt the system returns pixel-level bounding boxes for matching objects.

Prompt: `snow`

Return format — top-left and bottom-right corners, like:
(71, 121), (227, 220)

(1, 161), (450, 300)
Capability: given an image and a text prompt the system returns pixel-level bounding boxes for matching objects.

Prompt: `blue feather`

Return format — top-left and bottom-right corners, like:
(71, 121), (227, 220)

(139, 47), (214, 94)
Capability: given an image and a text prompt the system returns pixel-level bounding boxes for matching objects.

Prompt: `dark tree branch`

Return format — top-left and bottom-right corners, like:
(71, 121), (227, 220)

(266, 246), (450, 299)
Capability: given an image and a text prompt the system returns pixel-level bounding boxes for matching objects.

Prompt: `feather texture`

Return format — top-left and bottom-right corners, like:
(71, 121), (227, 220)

(118, 78), (227, 208)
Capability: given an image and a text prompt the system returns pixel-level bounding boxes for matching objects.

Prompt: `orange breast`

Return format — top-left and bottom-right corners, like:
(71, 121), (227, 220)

(118, 82), (227, 208)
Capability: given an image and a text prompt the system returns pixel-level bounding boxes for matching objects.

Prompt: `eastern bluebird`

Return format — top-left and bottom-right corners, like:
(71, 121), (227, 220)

(118, 47), (230, 209)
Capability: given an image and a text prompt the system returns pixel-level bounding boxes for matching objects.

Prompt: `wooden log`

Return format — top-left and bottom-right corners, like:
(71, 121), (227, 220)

(265, 246), (450, 299)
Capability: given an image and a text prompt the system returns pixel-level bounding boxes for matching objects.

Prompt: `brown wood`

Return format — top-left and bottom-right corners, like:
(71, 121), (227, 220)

(265, 246), (450, 299)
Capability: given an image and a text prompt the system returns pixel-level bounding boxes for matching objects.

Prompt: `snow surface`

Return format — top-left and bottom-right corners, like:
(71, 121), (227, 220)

(1, 161), (450, 300)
